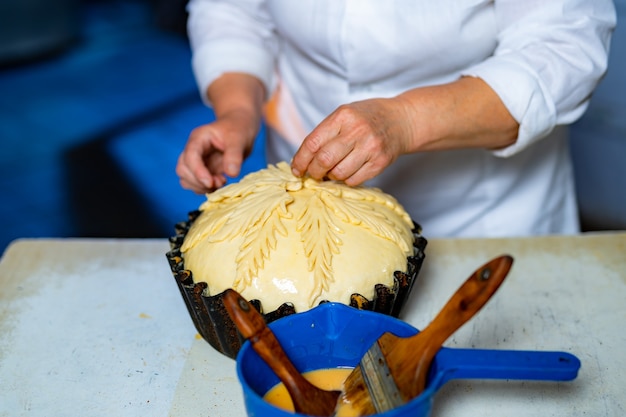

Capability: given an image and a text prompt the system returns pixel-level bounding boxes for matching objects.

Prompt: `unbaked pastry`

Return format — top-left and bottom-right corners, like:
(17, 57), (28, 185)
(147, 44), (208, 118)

(181, 162), (415, 312)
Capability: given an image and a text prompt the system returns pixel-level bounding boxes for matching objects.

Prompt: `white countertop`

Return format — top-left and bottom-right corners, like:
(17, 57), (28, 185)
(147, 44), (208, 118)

(1, 234), (624, 417)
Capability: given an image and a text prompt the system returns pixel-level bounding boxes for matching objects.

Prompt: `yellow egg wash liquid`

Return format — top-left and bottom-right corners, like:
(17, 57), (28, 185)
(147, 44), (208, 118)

(263, 367), (361, 416)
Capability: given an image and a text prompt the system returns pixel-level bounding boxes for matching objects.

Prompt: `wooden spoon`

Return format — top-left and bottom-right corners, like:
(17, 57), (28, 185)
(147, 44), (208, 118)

(223, 289), (340, 416)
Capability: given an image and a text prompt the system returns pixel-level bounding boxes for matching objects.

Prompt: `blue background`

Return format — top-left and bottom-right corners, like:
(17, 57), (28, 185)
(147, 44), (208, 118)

(0, 0), (624, 254)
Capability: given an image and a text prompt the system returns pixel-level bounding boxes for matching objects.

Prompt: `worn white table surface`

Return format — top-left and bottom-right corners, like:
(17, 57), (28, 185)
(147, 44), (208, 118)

(0, 234), (624, 417)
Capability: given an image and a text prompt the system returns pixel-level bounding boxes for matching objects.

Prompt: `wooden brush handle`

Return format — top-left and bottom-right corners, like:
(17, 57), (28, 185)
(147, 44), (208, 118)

(222, 289), (339, 416)
(420, 254), (514, 346)
(381, 254), (514, 400)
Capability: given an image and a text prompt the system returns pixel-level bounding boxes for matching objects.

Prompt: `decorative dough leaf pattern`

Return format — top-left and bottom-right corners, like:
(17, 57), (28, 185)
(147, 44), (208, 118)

(231, 189), (292, 290)
(297, 190), (343, 304)
(182, 162), (414, 306)
(319, 187), (412, 253)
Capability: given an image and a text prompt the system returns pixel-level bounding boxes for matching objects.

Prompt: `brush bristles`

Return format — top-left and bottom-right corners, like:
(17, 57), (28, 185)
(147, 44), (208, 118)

(339, 366), (377, 416)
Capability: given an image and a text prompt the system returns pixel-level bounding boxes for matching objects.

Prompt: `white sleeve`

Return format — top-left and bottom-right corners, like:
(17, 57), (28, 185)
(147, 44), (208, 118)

(186, 0), (279, 104)
(462, 0), (616, 157)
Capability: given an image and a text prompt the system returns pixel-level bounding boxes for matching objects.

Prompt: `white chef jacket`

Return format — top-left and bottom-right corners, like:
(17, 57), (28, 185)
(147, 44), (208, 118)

(187, 0), (615, 238)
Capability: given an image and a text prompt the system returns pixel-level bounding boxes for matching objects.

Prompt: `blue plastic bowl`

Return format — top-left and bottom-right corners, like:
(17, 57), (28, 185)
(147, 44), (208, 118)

(236, 303), (580, 417)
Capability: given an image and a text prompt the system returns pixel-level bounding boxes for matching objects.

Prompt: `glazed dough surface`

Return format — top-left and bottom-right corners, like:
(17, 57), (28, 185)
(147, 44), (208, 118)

(181, 162), (414, 312)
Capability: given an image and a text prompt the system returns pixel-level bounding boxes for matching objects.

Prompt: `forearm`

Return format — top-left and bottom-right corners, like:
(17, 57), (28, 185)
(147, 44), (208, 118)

(206, 72), (267, 137)
(396, 76), (519, 154)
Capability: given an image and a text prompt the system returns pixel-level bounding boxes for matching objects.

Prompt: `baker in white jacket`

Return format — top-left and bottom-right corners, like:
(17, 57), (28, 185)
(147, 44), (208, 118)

(177, 0), (616, 238)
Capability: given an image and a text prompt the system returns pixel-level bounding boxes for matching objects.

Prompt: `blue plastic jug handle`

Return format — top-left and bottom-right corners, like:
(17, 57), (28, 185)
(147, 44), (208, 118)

(434, 347), (581, 386)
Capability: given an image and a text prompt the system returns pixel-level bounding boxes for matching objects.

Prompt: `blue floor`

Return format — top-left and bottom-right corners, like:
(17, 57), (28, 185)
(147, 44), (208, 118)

(1, 1), (624, 254)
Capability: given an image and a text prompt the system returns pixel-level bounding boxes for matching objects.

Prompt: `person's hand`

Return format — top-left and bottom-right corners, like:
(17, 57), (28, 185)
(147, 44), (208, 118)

(291, 77), (519, 185)
(290, 97), (414, 186)
(176, 110), (256, 194)
(177, 72), (265, 194)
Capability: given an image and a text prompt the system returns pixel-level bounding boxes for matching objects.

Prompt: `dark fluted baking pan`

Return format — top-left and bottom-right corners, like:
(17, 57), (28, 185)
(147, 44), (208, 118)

(166, 210), (427, 359)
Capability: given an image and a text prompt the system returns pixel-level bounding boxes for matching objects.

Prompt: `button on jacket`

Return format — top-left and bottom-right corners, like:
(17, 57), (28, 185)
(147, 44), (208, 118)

(187, 0), (615, 237)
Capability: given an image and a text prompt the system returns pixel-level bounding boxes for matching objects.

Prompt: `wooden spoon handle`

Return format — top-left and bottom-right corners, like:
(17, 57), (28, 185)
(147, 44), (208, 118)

(222, 289), (339, 416)
(223, 289), (308, 393)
